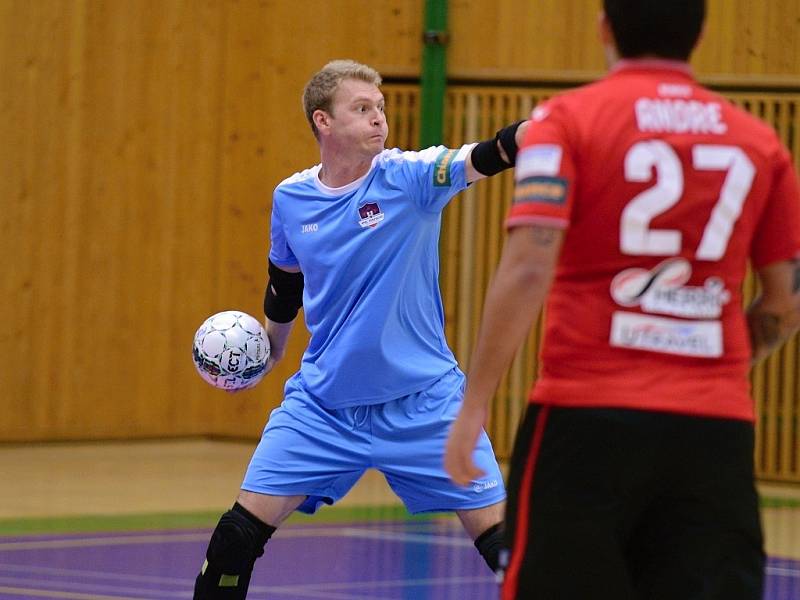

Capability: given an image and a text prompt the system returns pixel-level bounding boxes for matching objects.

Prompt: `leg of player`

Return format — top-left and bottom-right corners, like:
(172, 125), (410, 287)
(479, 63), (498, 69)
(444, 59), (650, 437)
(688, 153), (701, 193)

(193, 491), (306, 599)
(457, 500), (506, 573)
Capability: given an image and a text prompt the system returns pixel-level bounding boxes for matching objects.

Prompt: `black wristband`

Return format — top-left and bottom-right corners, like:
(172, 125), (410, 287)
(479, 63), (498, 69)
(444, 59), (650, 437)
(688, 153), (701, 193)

(470, 120), (524, 177)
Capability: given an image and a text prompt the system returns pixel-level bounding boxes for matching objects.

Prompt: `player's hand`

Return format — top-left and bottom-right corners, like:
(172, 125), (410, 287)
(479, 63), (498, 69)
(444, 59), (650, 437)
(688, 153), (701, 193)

(445, 404), (487, 486)
(263, 356), (280, 376)
(263, 336), (286, 377)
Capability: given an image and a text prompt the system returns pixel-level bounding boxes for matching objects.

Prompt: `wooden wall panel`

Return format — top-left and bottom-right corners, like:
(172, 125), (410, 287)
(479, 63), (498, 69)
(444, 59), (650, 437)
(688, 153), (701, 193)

(0, 0), (425, 441)
(448, 0), (800, 85)
(1, 0), (228, 440)
(448, 1), (604, 81)
(1, 0), (74, 439)
(2, 0), (798, 442)
(695, 0), (800, 84)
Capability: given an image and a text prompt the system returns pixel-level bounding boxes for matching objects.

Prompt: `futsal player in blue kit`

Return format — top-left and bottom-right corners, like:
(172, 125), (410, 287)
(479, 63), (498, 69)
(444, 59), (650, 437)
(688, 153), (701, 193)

(193, 59), (528, 598)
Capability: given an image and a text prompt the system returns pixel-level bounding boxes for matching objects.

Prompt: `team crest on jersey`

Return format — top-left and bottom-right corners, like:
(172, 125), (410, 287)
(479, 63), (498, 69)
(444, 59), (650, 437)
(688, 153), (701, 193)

(358, 202), (385, 228)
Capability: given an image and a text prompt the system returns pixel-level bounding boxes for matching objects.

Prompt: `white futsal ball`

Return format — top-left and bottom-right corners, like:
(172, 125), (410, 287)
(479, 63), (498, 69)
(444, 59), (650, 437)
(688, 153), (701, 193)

(192, 310), (270, 391)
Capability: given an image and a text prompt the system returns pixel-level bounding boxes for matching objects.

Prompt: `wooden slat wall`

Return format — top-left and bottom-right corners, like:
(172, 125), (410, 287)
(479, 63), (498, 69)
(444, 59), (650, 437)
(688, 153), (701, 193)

(428, 86), (800, 479)
(1, 0), (798, 443)
(726, 93), (800, 482)
(448, 0), (800, 86)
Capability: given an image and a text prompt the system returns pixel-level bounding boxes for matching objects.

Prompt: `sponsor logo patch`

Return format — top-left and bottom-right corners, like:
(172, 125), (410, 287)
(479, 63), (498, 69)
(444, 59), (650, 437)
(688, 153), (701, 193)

(610, 258), (730, 319)
(514, 176), (568, 205)
(433, 148), (457, 187)
(517, 144), (563, 177)
(609, 311), (723, 358)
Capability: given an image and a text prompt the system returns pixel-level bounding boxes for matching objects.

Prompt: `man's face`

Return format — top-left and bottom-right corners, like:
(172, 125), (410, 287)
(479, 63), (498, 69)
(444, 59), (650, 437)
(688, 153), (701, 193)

(323, 78), (388, 158)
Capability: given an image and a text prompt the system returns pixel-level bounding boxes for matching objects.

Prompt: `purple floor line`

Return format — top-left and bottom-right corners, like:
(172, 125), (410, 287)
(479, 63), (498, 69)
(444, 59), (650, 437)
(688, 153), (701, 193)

(0, 520), (795, 600)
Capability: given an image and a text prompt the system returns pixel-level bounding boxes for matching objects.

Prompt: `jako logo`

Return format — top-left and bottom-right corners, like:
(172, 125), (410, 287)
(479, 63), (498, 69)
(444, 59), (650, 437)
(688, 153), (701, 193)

(301, 223), (318, 233)
(473, 479), (499, 493)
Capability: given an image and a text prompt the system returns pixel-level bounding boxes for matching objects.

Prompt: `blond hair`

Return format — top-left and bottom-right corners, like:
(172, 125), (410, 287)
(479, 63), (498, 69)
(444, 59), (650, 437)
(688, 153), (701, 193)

(302, 60), (382, 139)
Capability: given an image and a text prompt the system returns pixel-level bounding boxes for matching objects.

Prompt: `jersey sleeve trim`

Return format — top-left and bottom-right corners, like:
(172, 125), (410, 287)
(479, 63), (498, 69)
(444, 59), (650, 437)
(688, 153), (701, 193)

(268, 255), (301, 269)
(456, 143), (476, 162)
(751, 249), (800, 271)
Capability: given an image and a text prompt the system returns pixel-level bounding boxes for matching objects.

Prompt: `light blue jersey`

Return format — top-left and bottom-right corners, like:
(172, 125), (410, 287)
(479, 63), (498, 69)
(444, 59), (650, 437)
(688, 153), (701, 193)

(269, 144), (475, 408)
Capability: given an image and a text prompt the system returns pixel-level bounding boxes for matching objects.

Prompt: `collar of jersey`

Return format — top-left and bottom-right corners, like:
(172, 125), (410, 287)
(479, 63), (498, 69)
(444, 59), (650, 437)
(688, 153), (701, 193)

(612, 58), (694, 78)
(313, 159), (376, 196)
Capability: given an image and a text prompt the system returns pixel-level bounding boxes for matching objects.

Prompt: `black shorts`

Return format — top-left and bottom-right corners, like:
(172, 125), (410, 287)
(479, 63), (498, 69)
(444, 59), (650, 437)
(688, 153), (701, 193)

(502, 405), (765, 600)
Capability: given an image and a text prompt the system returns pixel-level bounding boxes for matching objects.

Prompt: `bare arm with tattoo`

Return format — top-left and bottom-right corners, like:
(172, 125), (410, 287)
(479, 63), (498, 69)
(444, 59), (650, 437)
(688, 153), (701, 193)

(445, 225), (564, 484)
(747, 259), (800, 365)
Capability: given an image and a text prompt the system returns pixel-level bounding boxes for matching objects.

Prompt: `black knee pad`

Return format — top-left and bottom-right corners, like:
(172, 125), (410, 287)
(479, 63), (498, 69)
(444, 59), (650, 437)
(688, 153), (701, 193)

(475, 522), (505, 574)
(194, 503), (275, 599)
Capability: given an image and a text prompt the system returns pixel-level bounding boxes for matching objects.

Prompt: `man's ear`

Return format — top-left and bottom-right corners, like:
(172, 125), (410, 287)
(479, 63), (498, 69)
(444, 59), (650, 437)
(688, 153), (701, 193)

(598, 10), (620, 67)
(598, 10), (614, 46)
(313, 109), (331, 136)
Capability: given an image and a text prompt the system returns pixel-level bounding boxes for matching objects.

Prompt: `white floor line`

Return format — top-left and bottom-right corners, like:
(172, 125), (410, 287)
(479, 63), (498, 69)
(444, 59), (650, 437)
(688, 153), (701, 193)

(0, 585), (157, 600)
(338, 527), (473, 547)
(262, 575), (495, 593)
(0, 575), (186, 598)
(0, 525), (469, 552)
(0, 561), (495, 598)
(766, 566), (800, 578)
(0, 563), (191, 586)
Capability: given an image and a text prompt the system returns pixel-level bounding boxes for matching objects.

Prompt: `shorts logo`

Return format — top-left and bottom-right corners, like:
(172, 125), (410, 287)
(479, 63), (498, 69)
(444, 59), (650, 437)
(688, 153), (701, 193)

(514, 176), (568, 205)
(433, 148), (457, 187)
(472, 479), (499, 493)
(358, 202), (384, 228)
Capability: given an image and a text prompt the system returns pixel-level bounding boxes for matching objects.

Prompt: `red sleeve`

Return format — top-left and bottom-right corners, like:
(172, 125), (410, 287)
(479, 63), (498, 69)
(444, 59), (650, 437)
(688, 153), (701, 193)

(506, 98), (576, 230)
(751, 146), (800, 269)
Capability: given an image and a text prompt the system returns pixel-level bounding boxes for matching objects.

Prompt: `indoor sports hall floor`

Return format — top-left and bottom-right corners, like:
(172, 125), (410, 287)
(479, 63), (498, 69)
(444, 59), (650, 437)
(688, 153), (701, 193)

(0, 440), (798, 600)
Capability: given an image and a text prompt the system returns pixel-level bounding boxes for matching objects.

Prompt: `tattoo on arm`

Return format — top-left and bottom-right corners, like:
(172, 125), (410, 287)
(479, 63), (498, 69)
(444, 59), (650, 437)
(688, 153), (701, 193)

(528, 226), (558, 247)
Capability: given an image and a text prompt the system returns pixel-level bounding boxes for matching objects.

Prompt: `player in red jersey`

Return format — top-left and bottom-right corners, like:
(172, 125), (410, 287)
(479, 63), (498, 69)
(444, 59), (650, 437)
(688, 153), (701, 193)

(446, 1), (800, 598)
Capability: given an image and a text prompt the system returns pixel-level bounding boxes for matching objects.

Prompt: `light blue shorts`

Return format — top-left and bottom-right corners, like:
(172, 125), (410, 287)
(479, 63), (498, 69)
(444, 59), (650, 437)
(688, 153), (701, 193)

(241, 368), (506, 514)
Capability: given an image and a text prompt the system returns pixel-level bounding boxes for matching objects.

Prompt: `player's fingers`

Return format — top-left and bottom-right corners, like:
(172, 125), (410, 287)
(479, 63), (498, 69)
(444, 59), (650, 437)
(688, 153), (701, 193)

(465, 462), (485, 483)
(447, 452), (482, 486)
(444, 452), (463, 484)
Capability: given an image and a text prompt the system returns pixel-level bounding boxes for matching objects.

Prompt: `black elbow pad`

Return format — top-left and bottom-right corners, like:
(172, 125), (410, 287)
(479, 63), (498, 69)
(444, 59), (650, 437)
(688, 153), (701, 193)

(264, 260), (304, 323)
(471, 120), (524, 177)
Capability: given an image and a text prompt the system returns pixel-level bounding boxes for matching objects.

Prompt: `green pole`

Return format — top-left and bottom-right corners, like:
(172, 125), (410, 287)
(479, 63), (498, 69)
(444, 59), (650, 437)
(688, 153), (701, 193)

(420, 0), (448, 148)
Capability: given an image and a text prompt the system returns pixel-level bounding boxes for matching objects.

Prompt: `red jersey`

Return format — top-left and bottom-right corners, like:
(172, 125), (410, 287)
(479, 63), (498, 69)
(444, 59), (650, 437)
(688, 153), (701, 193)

(509, 59), (800, 421)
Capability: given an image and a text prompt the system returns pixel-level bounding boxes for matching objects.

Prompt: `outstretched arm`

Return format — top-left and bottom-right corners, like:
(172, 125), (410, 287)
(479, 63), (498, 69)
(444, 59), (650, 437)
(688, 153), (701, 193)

(464, 120), (530, 184)
(445, 224), (563, 485)
(747, 259), (800, 365)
